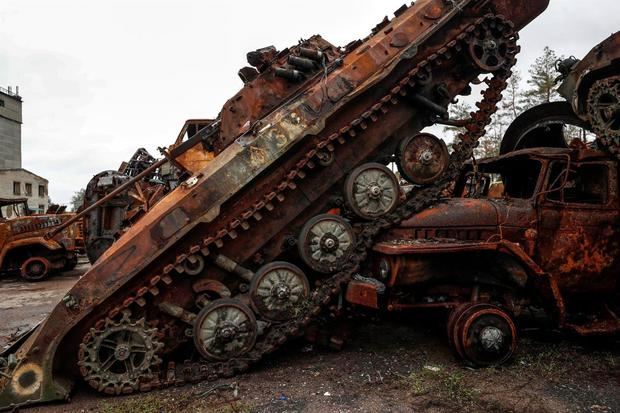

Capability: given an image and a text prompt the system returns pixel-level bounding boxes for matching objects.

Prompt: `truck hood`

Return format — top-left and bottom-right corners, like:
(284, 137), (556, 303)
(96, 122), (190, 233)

(400, 198), (502, 228)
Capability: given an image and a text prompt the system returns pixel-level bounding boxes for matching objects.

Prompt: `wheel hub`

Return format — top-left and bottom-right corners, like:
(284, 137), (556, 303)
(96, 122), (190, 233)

(272, 284), (291, 300)
(217, 324), (238, 341)
(113, 344), (130, 361)
(368, 184), (383, 198)
(418, 149), (434, 165)
(479, 326), (504, 352)
(321, 234), (339, 252)
(483, 39), (498, 53)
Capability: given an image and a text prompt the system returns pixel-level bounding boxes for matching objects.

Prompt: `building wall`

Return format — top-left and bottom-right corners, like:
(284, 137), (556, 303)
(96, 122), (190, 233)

(0, 90), (23, 170)
(0, 169), (49, 216)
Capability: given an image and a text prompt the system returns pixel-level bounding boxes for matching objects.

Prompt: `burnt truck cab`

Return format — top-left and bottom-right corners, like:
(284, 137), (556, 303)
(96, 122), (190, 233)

(347, 146), (619, 364)
(0, 198), (82, 281)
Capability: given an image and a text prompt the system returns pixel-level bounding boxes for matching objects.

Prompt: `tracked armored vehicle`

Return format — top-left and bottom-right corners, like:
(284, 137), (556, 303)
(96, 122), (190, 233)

(0, 0), (549, 409)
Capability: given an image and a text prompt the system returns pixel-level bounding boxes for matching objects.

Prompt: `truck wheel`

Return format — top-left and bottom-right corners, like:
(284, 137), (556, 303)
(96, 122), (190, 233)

(453, 303), (518, 367)
(20, 257), (51, 282)
(500, 101), (589, 155)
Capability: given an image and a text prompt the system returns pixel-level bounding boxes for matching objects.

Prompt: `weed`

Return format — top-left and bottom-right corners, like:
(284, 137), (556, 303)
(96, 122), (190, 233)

(442, 370), (475, 408)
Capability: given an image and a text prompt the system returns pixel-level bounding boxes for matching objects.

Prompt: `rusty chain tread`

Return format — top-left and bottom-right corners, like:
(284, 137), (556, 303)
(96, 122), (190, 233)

(80, 13), (519, 393)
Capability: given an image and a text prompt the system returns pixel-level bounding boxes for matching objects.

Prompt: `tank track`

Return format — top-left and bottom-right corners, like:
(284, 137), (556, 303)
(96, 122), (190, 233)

(78, 14), (519, 394)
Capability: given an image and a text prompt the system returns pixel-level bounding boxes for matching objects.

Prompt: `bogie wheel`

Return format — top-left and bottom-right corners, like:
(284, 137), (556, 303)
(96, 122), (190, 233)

(500, 101), (590, 155)
(20, 257), (51, 282)
(397, 133), (449, 185)
(250, 261), (310, 322)
(193, 299), (258, 361)
(454, 304), (518, 367)
(298, 214), (356, 274)
(344, 163), (400, 220)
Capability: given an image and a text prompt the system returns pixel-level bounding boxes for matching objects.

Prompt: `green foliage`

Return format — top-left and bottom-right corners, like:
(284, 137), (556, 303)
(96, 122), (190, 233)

(70, 188), (86, 212)
(522, 46), (563, 108)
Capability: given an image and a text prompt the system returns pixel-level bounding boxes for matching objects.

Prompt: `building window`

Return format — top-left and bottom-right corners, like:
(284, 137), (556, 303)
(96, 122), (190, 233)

(39, 185), (46, 197)
(38, 205), (45, 214)
(13, 181), (20, 195)
(25, 183), (32, 196)
(0, 99), (4, 107)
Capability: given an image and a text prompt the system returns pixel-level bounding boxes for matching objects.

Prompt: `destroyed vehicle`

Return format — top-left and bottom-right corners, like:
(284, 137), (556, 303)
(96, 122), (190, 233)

(0, 0), (550, 409)
(348, 144), (619, 366)
(0, 198), (82, 281)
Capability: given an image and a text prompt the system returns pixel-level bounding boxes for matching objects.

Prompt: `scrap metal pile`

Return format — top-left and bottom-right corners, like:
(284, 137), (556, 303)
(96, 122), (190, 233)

(2, 0), (618, 410)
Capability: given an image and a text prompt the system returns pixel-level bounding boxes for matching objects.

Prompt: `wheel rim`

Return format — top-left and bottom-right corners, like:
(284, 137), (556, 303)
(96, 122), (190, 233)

(193, 299), (257, 361)
(398, 133), (449, 185)
(459, 306), (517, 367)
(250, 262), (310, 322)
(450, 303), (494, 360)
(298, 214), (356, 274)
(21, 257), (50, 281)
(345, 163), (399, 219)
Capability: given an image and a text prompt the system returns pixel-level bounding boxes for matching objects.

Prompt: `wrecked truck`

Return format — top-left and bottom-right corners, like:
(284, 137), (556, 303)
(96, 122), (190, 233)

(348, 143), (620, 366)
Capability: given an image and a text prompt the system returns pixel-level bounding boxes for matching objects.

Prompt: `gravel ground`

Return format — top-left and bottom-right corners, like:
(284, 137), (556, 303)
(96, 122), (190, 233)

(1, 263), (618, 413)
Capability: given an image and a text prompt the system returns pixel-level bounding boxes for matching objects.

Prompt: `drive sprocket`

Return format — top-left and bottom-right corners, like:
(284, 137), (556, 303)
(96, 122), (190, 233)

(78, 312), (163, 395)
(587, 75), (620, 157)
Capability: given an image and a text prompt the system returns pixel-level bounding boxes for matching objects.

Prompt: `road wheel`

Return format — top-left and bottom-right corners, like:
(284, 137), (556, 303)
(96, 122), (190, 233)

(20, 257), (51, 282)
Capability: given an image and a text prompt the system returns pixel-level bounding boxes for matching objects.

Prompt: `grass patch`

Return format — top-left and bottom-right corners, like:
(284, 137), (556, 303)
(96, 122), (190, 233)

(97, 393), (252, 413)
(442, 370), (476, 408)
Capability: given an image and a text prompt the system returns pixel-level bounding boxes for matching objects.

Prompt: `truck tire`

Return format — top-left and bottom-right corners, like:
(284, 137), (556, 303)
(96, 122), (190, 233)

(20, 257), (51, 282)
(500, 101), (589, 155)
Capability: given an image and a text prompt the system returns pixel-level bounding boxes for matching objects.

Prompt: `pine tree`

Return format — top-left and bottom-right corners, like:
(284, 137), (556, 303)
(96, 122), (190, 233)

(523, 47), (563, 108)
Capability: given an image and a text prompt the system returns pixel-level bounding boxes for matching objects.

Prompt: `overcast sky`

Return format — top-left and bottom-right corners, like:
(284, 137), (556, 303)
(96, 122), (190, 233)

(1, 0), (618, 205)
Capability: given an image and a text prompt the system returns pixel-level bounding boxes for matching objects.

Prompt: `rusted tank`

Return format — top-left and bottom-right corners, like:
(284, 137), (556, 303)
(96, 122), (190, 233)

(0, 198), (81, 281)
(348, 143), (619, 366)
(0, 1), (549, 410)
(501, 31), (620, 156)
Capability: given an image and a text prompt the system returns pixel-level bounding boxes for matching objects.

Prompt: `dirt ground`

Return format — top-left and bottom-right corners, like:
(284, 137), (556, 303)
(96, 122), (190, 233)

(1, 263), (618, 413)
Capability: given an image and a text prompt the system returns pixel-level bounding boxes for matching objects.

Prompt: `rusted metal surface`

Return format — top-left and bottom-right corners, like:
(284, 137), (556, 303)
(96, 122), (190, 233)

(366, 146), (619, 354)
(0, 1), (550, 410)
(0, 199), (81, 281)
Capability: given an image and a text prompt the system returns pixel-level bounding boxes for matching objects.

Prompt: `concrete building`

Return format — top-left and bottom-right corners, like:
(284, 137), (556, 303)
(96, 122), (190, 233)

(0, 86), (49, 216)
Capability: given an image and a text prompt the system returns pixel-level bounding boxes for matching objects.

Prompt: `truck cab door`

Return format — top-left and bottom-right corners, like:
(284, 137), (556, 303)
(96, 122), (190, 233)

(536, 159), (620, 294)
